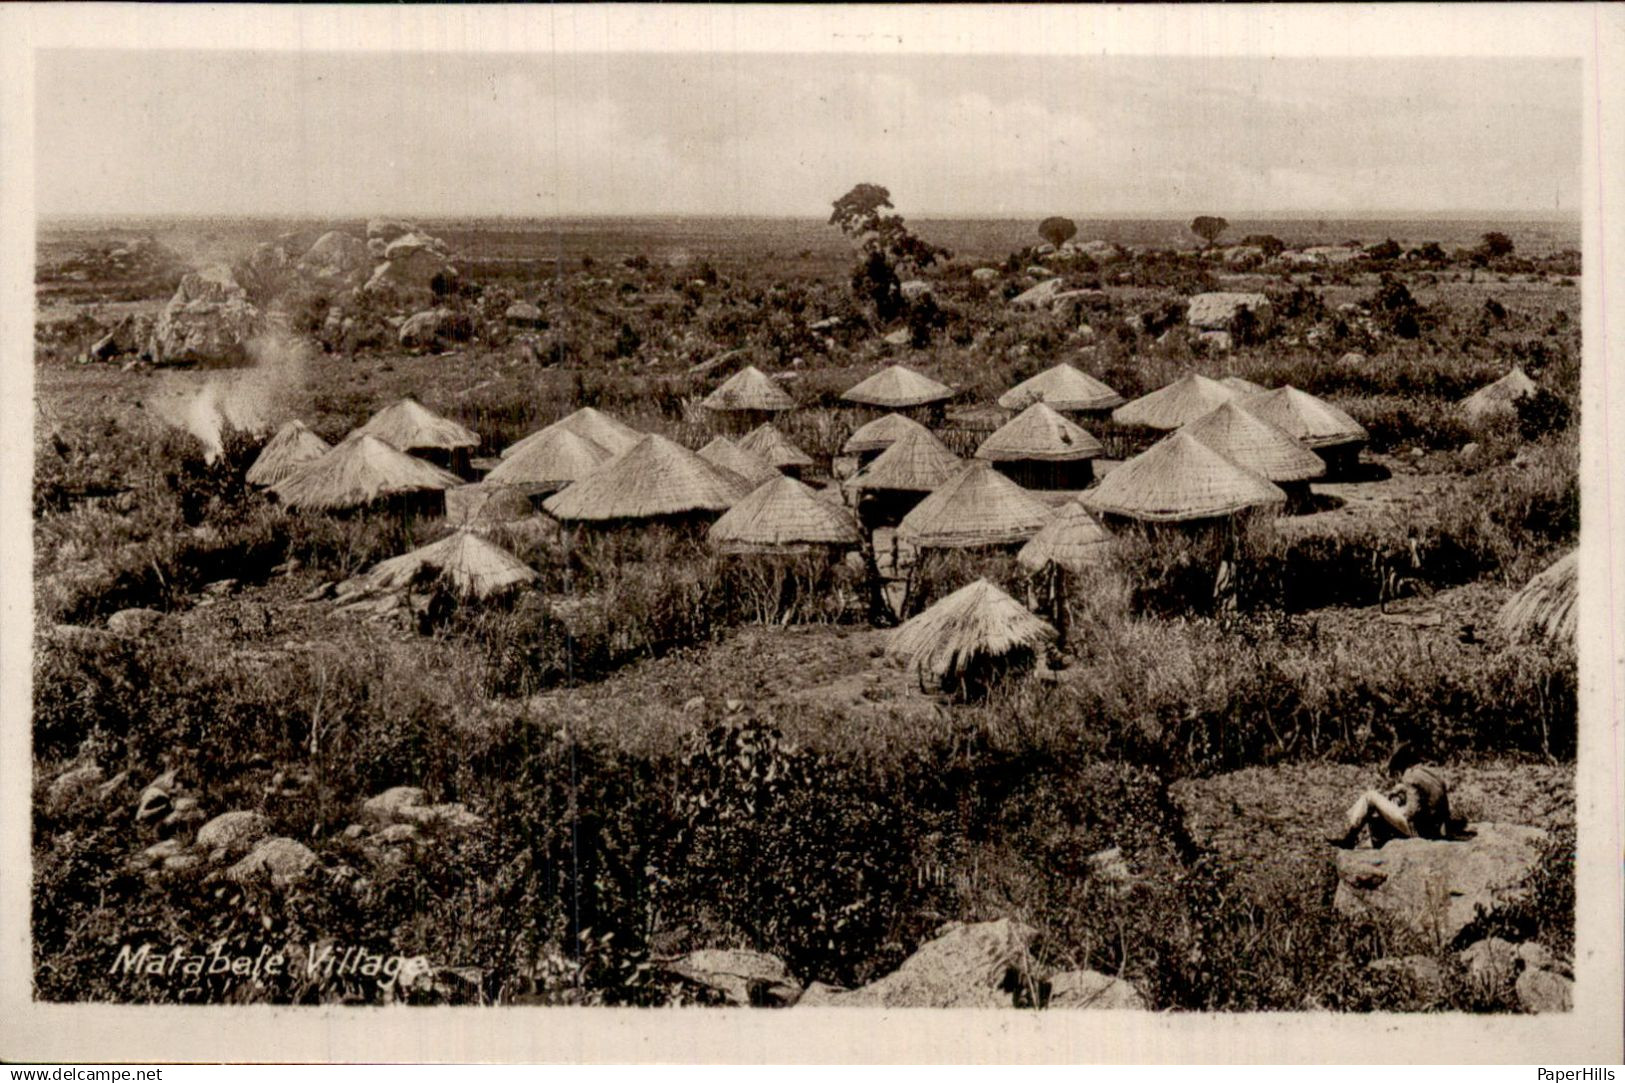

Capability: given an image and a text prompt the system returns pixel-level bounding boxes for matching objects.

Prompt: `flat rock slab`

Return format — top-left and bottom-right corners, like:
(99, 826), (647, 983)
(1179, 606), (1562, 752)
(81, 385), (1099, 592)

(808, 919), (1038, 1009)
(1333, 822), (1548, 942)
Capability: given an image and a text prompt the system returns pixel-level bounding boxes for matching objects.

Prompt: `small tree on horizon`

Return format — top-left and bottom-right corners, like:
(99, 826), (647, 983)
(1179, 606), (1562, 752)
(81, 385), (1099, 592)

(1190, 215), (1230, 247)
(829, 183), (948, 324)
(1479, 231), (1516, 260)
(1038, 216), (1078, 249)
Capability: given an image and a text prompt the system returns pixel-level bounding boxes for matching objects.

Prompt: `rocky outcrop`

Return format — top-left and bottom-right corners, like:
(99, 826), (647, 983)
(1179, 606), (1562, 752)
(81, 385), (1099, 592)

(665, 949), (800, 1007)
(1332, 823), (1548, 941)
(1046, 969), (1147, 1010)
(1185, 291), (1272, 332)
(808, 919), (1040, 1008)
(149, 266), (262, 365)
(361, 786), (483, 835)
(196, 810), (271, 860)
(1010, 278), (1065, 309)
(228, 837), (317, 887)
(297, 231), (372, 289)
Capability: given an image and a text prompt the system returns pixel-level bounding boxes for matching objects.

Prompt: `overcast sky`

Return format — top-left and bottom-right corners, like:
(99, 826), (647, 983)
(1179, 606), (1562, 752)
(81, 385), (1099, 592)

(36, 51), (1580, 219)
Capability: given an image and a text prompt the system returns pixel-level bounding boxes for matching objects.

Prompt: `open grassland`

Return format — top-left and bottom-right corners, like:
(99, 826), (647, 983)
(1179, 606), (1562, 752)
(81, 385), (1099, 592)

(32, 216), (1578, 1009)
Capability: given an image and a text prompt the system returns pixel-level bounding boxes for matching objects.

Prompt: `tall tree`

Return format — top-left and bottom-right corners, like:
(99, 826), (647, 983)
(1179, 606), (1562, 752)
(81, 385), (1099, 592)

(1038, 216), (1078, 249)
(1190, 216), (1230, 247)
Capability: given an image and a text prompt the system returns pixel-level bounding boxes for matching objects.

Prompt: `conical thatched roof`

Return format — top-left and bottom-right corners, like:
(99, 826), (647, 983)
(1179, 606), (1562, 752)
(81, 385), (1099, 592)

(1239, 386), (1368, 449)
(445, 482), (536, 528)
(708, 476), (863, 554)
(698, 436), (781, 487)
(1462, 368), (1539, 423)
(738, 422), (814, 470)
(541, 433), (750, 522)
(484, 425), (610, 492)
(845, 426), (960, 493)
(502, 406), (641, 460)
(1017, 501), (1113, 572)
(1181, 401), (1326, 483)
(887, 579), (1055, 685)
(841, 364), (953, 408)
(1080, 431), (1286, 523)
(1219, 375), (1268, 394)
(341, 529), (537, 599)
(1111, 373), (1238, 429)
(976, 401), (1104, 463)
(246, 420), (330, 487)
(354, 397), (479, 452)
(997, 363), (1124, 412)
(272, 434), (463, 511)
(1497, 550), (1576, 645)
(701, 365), (795, 413)
(899, 461), (1054, 549)
(843, 412), (931, 455)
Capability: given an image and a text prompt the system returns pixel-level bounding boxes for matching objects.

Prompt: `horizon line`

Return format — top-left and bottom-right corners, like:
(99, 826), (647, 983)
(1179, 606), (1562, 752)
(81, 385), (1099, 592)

(39, 209), (1583, 224)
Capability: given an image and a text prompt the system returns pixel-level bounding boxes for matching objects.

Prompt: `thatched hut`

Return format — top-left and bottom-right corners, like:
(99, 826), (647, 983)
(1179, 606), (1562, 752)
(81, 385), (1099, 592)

(701, 364), (795, 432)
(1017, 501), (1113, 574)
(503, 406), (641, 461)
(1080, 431), (1286, 528)
(1111, 373), (1238, 430)
(997, 362), (1123, 417)
(708, 475), (862, 555)
(246, 420), (330, 488)
(541, 433), (750, 527)
(975, 401), (1104, 490)
(898, 461), (1053, 551)
(271, 434), (462, 517)
(353, 397), (480, 475)
(738, 422), (815, 480)
(1497, 550), (1576, 646)
(1461, 368), (1539, 426)
(1181, 401), (1325, 509)
(887, 579), (1056, 696)
(698, 436), (781, 488)
(842, 412), (932, 468)
(445, 481), (540, 530)
(338, 528), (537, 601)
(483, 425), (610, 502)
(841, 364), (954, 423)
(843, 426), (961, 526)
(1238, 385), (1368, 477)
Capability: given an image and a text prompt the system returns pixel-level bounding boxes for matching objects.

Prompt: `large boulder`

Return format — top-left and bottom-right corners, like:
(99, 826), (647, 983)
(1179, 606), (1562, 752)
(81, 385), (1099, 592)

(807, 919), (1039, 1008)
(133, 769), (178, 825)
(367, 218), (417, 245)
(399, 308), (453, 349)
(362, 785), (483, 835)
(149, 266), (262, 365)
(46, 763), (105, 815)
(1045, 969), (1147, 1010)
(296, 231), (371, 288)
(1332, 823), (1548, 942)
(503, 301), (544, 327)
(1010, 278), (1065, 309)
(196, 809), (271, 860)
(664, 949), (799, 1006)
(106, 607), (168, 638)
(365, 249), (456, 295)
(1185, 291), (1273, 332)
(228, 837), (317, 887)
(1515, 966), (1573, 1013)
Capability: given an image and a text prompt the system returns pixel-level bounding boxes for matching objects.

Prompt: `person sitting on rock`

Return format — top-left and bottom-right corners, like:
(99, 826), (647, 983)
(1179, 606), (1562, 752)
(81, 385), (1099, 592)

(1324, 742), (1466, 848)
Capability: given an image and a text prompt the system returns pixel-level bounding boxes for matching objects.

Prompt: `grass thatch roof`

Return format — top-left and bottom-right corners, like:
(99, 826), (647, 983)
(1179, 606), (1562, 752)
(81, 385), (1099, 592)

(997, 363), (1124, 412)
(1496, 550), (1576, 645)
(446, 481), (540, 528)
(1238, 386), (1368, 449)
(698, 436), (781, 487)
(1017, 501), (1113, 572)
(887, 579), (1055, 685)
(246, 420), (330, 487)
(502, 406), (641, 460)
(1080, 431), (1286, 523)
(354, 397), (479, 451)
(272, 434), (463, 511)
(1462, 368), (1539, 424)
(541, 433), (750, 522)
(841, 364), (954, 408)
(845, 426), (960, 493)
(738, 422), (815, 469)
(708, 475), (863, 554)
(1219, 375), (1268, 394)
(484, 425), (610, 492)
(976, 401), (1104, 463)
(701, 364), (795, 413)
(899, 461), (1054, 549)
(842, 412), (932, 455)
(1111, 373), (1238, 429)
(1181, 401), (1326, 483)
(340, 528), (537, 599)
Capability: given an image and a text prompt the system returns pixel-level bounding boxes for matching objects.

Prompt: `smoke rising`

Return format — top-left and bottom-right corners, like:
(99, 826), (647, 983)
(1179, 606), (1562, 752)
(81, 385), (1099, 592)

(152, 331), (311, 463)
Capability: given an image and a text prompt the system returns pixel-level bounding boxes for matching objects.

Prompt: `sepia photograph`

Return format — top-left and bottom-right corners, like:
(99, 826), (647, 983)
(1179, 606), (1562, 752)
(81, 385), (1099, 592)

(3, 2), (1622, 1066)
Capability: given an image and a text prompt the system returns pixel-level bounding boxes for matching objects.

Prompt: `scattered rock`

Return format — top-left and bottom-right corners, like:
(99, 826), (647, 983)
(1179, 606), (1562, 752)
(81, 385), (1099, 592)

(362, 787), (429, 823)
(1010, 278), (1065, 309)
(882, 328), (910, 346)
(971, 267), (1000, 285)
(1340, 351), (1367, 365)
(504, 301), (544, 327)
(134, 770), (177, 825)
(1045, 969), (1147, 1010)
(295, 230), (371, 288)
(1186, 291), (1273, 332)
(665, 949), (800, 1007)
(682, 696), (706, 714)
(373, 823), (421, 847)
(813, 919), (1039, 1008)
(361, 787), (482, 835)
(203, 578), (239, 597)
(1458, 937), (1518, 993)
(1515, 966), (1573, 1013)
(1368, 955), (1446, 1001)
(1516, 940), (1565, 976)
(899, 279), (932, 302)
(95, 770), (131, 804)
(228, 837), (317, 887)
(196, 810), (271, 860)
(795, 981), (849, 1006)
(90, 314), (154, 361)
(399, 308), (454, 350)
(1332, 822), (1548, 941)
(105, 607), (167, 638)
(1198, 330), (1234, 352)
(1086, 847), (1136, 893)
(366, 218), (417, 245)
(47, 764), (105, 814)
